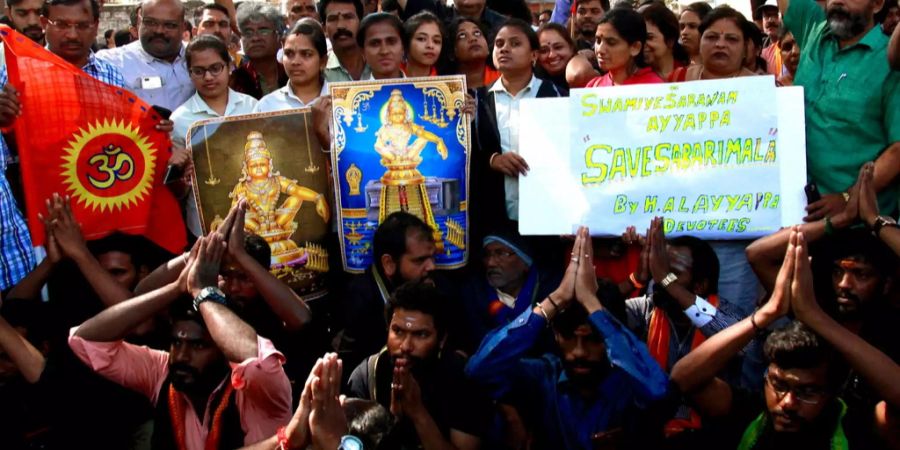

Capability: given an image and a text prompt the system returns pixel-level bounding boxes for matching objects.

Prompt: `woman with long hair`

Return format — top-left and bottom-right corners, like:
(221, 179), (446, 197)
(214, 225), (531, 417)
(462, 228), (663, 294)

(443, 17), (500, 88)
(679, 1), (712, 65)
(402, 11), (445, 77)
(640, 2), (690, 80)
(536, 22), (576, 95)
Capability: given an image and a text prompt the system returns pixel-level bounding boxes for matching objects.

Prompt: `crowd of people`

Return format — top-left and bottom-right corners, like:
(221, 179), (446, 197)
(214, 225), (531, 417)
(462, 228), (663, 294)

(0, 0), (899, 448)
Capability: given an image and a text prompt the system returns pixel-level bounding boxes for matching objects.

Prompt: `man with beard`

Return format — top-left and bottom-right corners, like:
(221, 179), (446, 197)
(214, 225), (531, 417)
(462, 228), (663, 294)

(69, 232), (293, 449)
(673, 228), (900, 449)
(321, 0), (371, 82)
(778, 0), (900, 221)
(347, 281), (489, 450)
(97, 0), (194, 111)
(335, 211), (436, 382)
(758, 0), (785, 75)
(232, 2), (288, 99)
(571, 0), (606, 50)
(134, 202), (312, 381)
(457, 230), (559, 355)
(6, 0), (44, 44)
(466, 227), (670, 450)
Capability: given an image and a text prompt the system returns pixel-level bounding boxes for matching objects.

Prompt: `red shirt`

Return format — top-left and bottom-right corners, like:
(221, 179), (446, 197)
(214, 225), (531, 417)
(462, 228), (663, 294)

(586, 67), (664, 87)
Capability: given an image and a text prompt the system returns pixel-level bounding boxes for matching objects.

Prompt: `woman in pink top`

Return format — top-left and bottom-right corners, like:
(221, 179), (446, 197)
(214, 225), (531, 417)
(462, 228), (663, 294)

(586, 8), (664, 87)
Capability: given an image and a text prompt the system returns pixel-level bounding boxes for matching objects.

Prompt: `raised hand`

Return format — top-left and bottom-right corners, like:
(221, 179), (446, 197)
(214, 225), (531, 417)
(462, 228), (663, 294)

(858, 162), (879, 227)
(38, 196), (64, 264)
(647, 217), (671, 284)
(309, 353), (347, 450)
(574, 226), (599, 300)
(0, 85), (21, 127)
(390, 357), (425, 419)
(187, 234), (226, 298)
(755, 227), (795, 326)
(48, 194), (90, 261)
(804, 193), (847, 222)
(790, 230), (821, 322)
(552, 226), (583, 307)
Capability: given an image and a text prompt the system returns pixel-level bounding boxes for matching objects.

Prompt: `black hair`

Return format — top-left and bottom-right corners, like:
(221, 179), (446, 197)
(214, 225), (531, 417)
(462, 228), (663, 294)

(104, 28), (114, 39)
(185, 34), (230, 68)
(357, 12), (404, 49)
(343, 398), (395, 450)
(129, 4), (141, 27)
(193, 3), (231, 23)
(491, 0), (533, 23)
(1, 298), (50, 347)
(764, 321), (847, 389)
(699, 5), (750, 41)
(169, 298), (207, 329)
(381, 0), (400, 13)
(287, 17), (328, 57)
(667, 235), (720, 295)
(682, 1), (713, 21)
(373, 211), (433, 273)
(41, 0), (101, 21)
(384, 281), (450, 337)
(538, 22), (576, 52)
(442, 16), (493, 73)
(497, 17), (539, 51)
(576, 0), (612, 14)
(641, 1), (690, 65)
(403, 10), (445, 51)
(87, 232), (146, 270)
(114, 28), (133, 46)
(821, 228), (898, 278)
(541, 8), (553, 16)
(552, 301), (591, 337)
(244, 233), (272, 269)
(318, 0), (363, 24)
(598, 6), (648, 67)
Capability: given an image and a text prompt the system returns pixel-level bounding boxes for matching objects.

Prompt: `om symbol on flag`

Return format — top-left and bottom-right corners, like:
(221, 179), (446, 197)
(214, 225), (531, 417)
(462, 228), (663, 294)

(87, 144), (136, 190)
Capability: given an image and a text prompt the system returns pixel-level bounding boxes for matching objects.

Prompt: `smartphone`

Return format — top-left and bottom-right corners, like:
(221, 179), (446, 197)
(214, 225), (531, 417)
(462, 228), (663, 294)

(153, 105), (181, 184)
(804, 182), (821, 204)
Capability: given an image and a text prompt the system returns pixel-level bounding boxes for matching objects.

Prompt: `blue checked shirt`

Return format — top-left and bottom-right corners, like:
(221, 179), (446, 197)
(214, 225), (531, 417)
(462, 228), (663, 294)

(0, 66), (35, 290)
(81, 51), (126, 88)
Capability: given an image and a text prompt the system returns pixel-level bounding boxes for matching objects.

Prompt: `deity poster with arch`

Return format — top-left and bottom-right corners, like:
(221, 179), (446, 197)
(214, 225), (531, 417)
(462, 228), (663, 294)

(187, 108), (332, 299)
(330, 76), (471, 273)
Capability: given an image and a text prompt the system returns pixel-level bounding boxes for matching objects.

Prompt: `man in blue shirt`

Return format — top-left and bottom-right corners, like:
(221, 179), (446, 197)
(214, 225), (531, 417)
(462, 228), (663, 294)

(466, 226), (670, 450)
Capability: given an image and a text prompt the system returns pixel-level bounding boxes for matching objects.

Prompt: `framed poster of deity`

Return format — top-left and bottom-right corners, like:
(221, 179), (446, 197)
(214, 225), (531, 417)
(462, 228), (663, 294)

(187, 108), (332, 299)
(330, 76), (470, 273)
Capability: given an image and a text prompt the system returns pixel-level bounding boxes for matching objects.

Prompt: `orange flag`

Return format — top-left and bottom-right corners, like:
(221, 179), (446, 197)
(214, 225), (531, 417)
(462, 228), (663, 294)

(1, 26), (186, 254)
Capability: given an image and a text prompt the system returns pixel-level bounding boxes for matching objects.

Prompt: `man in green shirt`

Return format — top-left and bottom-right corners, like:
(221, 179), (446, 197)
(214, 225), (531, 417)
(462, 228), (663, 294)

(780, 0), (900, 219)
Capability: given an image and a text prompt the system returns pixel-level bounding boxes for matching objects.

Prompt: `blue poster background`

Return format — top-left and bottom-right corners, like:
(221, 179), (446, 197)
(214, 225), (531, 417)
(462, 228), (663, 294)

(330, 77), (470, 272)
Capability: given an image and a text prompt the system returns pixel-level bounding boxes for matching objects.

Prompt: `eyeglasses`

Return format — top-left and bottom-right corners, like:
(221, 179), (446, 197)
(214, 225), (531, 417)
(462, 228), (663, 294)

(456, 29), (483, 41)
(142, 17), (181, 31)
(242, 27), (275, 38)
(45, 18), (95, 31)
(765, 371), (828, 405)
(189, 62), (227, 77)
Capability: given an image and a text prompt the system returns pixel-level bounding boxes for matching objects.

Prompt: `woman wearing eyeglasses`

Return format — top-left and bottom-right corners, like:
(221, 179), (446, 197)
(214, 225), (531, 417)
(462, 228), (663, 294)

(171, 35), (259, 149)
(170, 35), (258, 237)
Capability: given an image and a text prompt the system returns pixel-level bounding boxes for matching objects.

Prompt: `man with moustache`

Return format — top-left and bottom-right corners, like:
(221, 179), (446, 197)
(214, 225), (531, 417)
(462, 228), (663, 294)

(393, 0), (506, 34)
(42, 0), (125, 87)
(778, 0), (900, 221)
(232, 2), (287, 99)
(97, 0), (194, 111)
(320, 0), (371, 82)
(6, 0), (44, 44)
(347, 281), (489, 450)
(466, 227), (670, 450)
(457, 230), (559, 355)
(673, 229), (900, 450)
(758, 0), (784, 75)
(334, 212), (436, 382)
(69, 233), (293, 449)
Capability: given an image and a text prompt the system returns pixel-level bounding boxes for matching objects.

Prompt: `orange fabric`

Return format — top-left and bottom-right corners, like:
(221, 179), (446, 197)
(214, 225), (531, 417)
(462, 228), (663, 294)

(1, 26), (186, 253)
(647, 294), (719, 435)
(484, 66), (501, 86)
(169, 382), (235, 450)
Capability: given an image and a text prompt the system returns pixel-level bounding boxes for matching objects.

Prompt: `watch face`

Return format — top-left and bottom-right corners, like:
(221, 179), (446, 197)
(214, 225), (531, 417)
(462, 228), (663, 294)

(341, 436), (363, 450)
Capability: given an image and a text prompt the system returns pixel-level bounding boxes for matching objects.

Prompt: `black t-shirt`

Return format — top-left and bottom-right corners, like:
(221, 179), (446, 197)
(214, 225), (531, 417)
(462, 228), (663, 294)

(346, 350), (491, 448)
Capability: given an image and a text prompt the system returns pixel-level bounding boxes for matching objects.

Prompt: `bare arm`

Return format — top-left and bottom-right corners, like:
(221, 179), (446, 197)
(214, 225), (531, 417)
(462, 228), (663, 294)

(790, 232), (900, 446)
(224, 201), (312, 332)
(6, 259), (55, 301)
(872, 142), (900, 193)
(891, 23), (900, 70)
(857, 162), (900, 256)
(134, 251), (190, 295)
(189, 234), (259, 363)
(672, 231), (794, 416)
(0, 311), (45, 383)
(73, 281), (183, 342)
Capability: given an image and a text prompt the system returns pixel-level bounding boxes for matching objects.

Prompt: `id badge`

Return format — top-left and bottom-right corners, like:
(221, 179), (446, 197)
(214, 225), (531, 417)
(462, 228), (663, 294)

(140, 76), (163, 89)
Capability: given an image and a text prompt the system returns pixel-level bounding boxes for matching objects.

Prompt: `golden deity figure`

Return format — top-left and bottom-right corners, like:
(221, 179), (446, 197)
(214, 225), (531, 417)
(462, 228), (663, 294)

(229, 131), (329, 265)
(373, 89), (447, 249)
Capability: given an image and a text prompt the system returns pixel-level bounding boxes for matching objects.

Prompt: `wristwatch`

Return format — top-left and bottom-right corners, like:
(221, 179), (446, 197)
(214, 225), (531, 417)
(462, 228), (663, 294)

(338, 435), (363, 450)
(193, 287), (227, 311)
(872, 215), (899, 237)
(660, 272), (678, 289)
